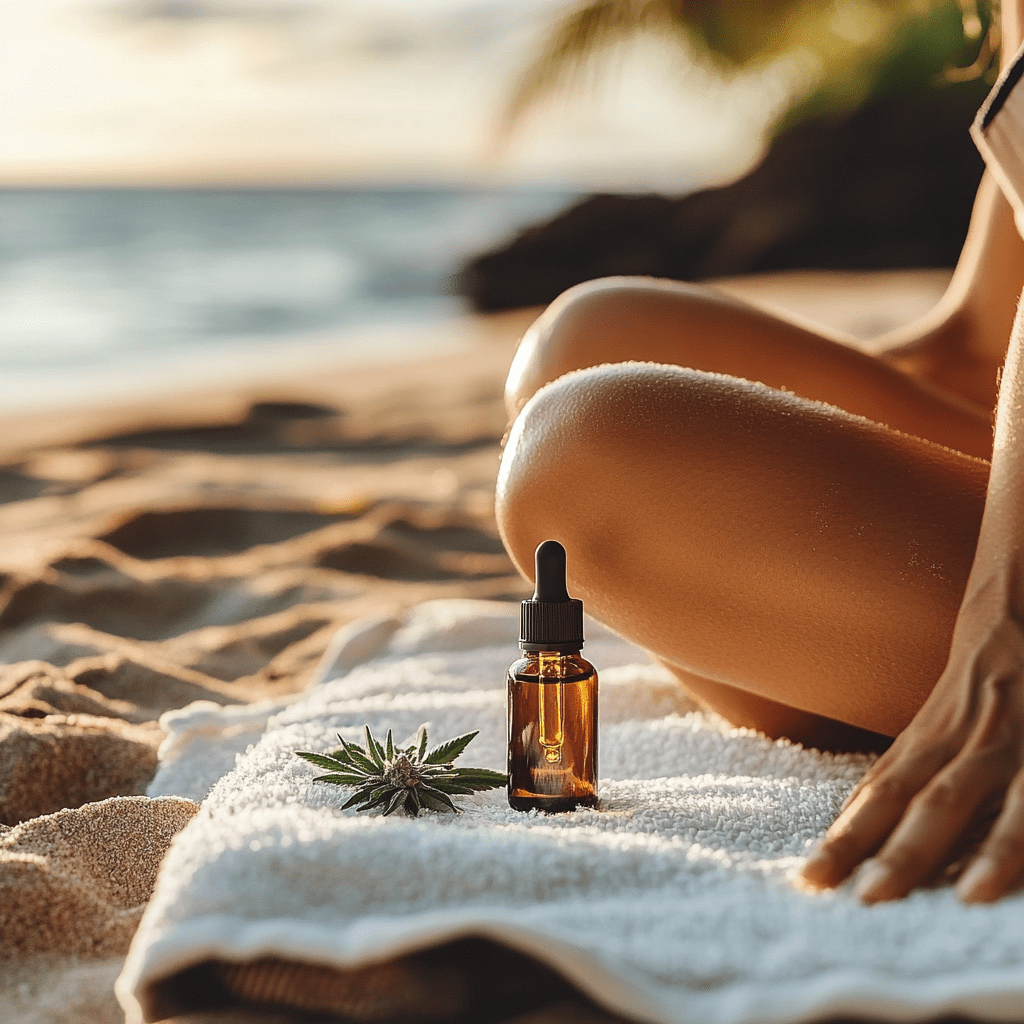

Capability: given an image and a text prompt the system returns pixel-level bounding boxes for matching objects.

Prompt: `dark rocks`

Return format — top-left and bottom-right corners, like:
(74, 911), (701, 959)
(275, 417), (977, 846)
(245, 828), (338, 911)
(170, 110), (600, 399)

(459, 83), (989, 310)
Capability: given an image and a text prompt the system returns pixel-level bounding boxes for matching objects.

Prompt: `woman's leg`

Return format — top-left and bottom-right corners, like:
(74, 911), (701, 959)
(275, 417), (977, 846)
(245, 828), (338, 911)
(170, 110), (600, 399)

(879, 173), (1024, 410)
(498, 96), (1024, 747)
(496, 363), (989, 749)
(506, 275), (995, 458)
(882, 0), (1024, 412)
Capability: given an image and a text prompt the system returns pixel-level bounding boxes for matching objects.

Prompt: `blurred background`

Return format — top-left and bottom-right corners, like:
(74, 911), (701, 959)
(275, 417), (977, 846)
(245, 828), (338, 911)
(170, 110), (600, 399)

(0, 0), (997, 411)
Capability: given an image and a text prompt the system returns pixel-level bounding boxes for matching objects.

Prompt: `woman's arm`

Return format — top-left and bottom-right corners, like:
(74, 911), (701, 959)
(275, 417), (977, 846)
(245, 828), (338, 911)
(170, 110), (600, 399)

(800, 0), (1024, 906)
(801, 291), (1024, 902)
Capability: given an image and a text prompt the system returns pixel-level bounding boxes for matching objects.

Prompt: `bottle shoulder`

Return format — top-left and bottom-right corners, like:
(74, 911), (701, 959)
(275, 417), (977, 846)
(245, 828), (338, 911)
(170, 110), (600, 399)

(508, 653), (597, 683)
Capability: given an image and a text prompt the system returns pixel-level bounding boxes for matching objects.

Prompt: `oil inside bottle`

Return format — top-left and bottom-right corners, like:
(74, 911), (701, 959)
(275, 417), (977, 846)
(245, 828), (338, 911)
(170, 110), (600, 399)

(538, 651), (565, 762)
(507, 651), (598, 812)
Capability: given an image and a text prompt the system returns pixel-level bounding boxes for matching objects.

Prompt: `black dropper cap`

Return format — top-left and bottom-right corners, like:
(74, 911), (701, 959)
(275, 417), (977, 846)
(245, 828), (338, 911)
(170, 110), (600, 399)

(520, 540), (584, 652)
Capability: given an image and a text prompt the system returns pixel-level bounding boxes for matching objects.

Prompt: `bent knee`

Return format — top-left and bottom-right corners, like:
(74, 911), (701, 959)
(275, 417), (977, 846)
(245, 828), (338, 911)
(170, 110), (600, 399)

(498, 365), (626, 579)
(504, 276), (701, 417)
(496, 361), (715, 581)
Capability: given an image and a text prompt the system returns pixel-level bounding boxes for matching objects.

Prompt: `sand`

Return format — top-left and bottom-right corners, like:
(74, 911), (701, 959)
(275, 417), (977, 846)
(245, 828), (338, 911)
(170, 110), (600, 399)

(0, 304), (545, 1024)
(0, 271), (954, 1024)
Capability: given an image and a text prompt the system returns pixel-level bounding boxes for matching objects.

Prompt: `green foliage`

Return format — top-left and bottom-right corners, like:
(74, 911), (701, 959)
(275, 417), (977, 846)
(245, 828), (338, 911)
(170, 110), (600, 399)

(506, 0), (997, 136)
(779, 0), (996, 133)
(295, 725), (507, 817)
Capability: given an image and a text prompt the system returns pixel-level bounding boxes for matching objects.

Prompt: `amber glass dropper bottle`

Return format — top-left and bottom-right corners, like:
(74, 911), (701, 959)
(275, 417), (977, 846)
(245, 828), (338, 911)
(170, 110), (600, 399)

(507, 540), (598, 812)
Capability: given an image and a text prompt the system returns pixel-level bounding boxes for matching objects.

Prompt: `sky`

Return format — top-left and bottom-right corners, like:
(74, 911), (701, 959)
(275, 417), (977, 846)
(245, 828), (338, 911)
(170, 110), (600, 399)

(0, 0), (796, 190)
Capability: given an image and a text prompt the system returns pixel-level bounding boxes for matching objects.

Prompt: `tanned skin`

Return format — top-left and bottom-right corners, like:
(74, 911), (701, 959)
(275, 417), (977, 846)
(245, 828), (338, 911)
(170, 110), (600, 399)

(496, 1), (1024, 903)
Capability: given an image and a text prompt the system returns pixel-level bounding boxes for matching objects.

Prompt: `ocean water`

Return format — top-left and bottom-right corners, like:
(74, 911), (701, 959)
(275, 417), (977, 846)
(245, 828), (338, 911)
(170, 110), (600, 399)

(0, 186), (578, 411)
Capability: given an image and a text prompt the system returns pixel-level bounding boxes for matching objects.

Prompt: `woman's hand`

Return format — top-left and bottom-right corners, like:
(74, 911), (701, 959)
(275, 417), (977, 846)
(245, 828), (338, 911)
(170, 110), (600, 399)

(801, 578), (1024, 903)
(800, 0), (1024, 906)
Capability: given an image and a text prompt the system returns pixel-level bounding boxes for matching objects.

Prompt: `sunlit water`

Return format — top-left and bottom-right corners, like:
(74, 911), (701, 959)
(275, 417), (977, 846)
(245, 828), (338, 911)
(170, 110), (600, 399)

(0, 186), (579, 411)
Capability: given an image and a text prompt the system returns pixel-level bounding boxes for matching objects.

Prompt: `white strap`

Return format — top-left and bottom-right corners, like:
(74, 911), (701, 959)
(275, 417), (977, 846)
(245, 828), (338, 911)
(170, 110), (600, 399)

(972, 39), (1024, 238)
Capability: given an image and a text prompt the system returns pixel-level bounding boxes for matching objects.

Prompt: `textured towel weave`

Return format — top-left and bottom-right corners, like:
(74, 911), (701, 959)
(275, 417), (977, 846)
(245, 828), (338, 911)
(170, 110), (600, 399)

(119, 600), (1024, 1023)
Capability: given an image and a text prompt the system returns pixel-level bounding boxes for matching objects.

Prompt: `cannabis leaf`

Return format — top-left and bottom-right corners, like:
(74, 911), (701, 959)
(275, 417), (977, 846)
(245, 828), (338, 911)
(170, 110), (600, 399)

(295, 724), (507, 817)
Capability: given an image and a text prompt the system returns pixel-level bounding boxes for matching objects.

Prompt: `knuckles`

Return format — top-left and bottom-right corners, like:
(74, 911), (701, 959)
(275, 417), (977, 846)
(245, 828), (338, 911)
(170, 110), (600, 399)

(817, 827), (870, 869)
(911, 776), (968, 815)
(982, 828), (1024, 869)
(860, 770), (920, 809)
(813, 613), (1024, 900)
(873, 844), (932, 883)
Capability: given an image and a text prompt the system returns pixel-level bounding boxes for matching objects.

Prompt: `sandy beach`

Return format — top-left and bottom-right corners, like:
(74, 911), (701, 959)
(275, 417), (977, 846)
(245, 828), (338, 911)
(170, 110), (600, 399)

(0, 270), (956, 1023)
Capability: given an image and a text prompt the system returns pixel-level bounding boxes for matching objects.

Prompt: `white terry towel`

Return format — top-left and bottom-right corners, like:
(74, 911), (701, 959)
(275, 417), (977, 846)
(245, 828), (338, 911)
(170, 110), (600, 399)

(118, 600), (1024, 1023)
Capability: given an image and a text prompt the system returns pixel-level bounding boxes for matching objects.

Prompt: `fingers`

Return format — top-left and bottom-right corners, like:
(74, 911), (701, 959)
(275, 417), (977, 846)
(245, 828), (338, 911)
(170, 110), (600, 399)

(800, 741), (959, 891)
(958, 777), (1024, 902)
(804, 742), (1015, 902)
(798, 599), (1024, 903)
(802, 770), (925, 888)
(851, 758), (999, 903)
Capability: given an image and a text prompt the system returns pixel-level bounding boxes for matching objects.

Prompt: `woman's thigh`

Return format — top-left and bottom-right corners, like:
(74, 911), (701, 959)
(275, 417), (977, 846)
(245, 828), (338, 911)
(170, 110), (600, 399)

(496, 362), (990, 739)
(506, 277), (994, 458)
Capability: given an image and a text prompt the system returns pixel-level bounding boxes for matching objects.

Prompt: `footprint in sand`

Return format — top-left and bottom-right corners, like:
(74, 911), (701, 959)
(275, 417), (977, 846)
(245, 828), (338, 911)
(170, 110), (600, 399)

(87, 399), (342, 454)
(315, 504), (516, 582)
(0, 468), (58, 505)
(0, 557), (340, 643)
(99, 506), (355, 560)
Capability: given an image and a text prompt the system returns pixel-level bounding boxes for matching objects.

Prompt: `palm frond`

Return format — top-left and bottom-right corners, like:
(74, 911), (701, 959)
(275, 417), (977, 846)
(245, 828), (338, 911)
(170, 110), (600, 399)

(504, 0), (680, 131)
(503, 0), (997, 134)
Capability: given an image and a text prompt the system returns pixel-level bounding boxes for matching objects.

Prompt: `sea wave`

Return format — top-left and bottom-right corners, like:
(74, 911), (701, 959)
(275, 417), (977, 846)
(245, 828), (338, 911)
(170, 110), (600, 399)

(0, 185), (576, 408)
